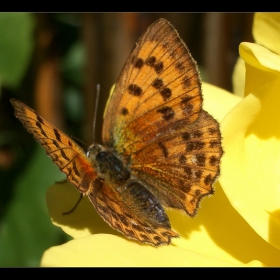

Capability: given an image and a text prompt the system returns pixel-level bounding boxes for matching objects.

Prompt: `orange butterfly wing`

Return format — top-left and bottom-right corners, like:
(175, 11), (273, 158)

(103, 18), (223, 216)
(11, 98), (178, 245)
(87, 180), (178, 245)
(11, 99), (97, 194)
(103, 18), (202, 148)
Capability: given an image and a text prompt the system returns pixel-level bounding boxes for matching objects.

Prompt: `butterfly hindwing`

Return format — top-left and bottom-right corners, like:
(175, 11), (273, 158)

(87, 179), (179, 246)
(131, 110), (222, 216)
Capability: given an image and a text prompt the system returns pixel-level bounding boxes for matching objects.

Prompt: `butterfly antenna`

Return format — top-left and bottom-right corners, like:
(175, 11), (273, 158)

(92, 84), (100, 143)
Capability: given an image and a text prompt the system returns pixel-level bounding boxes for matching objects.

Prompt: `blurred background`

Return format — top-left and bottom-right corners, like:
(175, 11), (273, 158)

(0, 13), (254, 266)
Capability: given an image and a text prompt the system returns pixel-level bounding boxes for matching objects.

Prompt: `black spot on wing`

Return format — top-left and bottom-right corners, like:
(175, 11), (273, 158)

(160, 88), (172, 101)
(54, 128), (61, 142)
(134, 58), (144, 69)
(145, 56), (156, 67)
(154, 61), (163, 74)
(121, 107), (129, 115)
(60, 149), (70, 161)
(158, 142), (168, 158)
(152, 78), (164, 89)
(179, 154), (186, 164)
(128, 84), (143, 96)
(186, 141), (205, 152)
(195, 153), (206, 166)
(209, 155), (219, 166)
(157, 107), (175, 121)
(204, 174), (212, 185)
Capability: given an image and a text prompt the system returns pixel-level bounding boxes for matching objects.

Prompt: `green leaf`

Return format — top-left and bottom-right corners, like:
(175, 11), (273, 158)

(0, 13), (34, 88)
(62, 41), (85, 87)
(0, 145), (69, 267)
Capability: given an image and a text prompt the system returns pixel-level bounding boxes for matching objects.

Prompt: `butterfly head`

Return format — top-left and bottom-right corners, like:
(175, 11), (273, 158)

(87, 143), (103, 159)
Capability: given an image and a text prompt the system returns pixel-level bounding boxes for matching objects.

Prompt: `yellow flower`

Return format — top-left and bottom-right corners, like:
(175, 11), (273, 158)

(220, 42), (280, 249)
(253, 12), (280, 55)
(233, 12), (280, 97)
(218, 12), (280, 267)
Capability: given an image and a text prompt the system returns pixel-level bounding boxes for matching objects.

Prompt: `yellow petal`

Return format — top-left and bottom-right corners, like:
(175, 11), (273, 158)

(46, 182), (117, 239)
(45, 180), (280, 266)
(202, 82), (242, 121)
(220, 42), (280, 250)
(169, 182), (280, 267)
(232, 57), (246, 97)
(40, 233), (263, 267)
(253, 12), (280, 55)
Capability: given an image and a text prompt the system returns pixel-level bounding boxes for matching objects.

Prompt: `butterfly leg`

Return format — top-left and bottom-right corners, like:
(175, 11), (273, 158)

(63, 193), (84, 215)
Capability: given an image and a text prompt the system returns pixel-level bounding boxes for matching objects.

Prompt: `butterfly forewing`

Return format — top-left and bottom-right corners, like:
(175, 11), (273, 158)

(103, 18), (202, 150)
(11, 99), (97, 194)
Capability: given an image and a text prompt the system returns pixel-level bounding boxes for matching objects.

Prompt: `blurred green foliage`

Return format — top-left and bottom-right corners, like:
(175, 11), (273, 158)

(0, 146), (69, 266)
(0, 13), (84, 267)
(0, 13), (34, 89)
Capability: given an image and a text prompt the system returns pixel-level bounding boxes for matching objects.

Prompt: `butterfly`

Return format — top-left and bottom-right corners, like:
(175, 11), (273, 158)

(11, 18), (223, 246)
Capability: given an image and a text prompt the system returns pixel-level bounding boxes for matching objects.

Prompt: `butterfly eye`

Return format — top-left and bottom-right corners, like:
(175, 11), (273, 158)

(87, 144), (102, 157)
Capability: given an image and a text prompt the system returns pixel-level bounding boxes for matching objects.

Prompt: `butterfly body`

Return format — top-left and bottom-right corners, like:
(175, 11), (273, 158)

(85, 143), (178, 244)
(11, 18), (223, 246)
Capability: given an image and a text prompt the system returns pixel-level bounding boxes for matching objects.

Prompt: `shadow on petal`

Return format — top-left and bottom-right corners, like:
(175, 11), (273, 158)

(169, 182), (280, 267)
(46, 182), (119, 239)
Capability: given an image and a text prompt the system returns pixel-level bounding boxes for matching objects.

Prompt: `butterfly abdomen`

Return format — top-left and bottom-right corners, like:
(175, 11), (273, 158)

(123, 181), (170, 227)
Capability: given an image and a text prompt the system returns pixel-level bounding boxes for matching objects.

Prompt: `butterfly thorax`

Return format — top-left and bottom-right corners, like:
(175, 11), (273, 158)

(87, 143), (130, 184)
